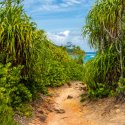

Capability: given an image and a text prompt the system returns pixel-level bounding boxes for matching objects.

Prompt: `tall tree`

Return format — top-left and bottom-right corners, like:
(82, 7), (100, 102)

(0, 0), (36, 66)
(83, 0), (125, 78)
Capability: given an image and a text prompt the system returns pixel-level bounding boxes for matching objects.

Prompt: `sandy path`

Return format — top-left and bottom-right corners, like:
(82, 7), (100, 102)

(42, 81), (96, 125)
(28, 81), (125, 125)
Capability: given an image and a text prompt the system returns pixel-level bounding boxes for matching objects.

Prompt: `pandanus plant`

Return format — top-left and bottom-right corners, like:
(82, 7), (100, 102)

(0, 0), (36, 67)
(83, 0), (125, 79)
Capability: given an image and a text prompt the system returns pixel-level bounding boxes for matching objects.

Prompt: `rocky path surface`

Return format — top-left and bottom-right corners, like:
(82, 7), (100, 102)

(26, 81), (125, 125)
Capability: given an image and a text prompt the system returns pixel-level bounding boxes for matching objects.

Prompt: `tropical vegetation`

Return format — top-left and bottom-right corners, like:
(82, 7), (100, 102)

(83, 0), (125, 99)
(0, 0), (85, 124)
(2, 0), (125, 124)
(61, 44), (85, 64)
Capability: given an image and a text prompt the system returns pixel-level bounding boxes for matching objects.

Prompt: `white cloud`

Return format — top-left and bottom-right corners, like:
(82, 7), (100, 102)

(63, 0), (81, 5)
(47, 30), (94, 52)
(58, 30), (70, 37)
(47, 30), (70, 45)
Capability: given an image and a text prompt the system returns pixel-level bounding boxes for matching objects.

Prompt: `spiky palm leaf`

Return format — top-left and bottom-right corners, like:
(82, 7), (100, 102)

(0, 0), (36, 66)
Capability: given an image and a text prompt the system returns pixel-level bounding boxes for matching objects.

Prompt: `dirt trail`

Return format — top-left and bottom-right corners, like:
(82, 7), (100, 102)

(28, 81), (125, 125)
(42, 81), (96, 125)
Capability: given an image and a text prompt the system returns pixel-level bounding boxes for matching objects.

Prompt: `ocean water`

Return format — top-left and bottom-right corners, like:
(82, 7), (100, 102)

(84, 52), (96, 63)
(70, 52), (96, 63)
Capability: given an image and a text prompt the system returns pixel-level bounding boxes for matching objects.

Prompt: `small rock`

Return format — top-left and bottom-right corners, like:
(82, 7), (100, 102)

(54, 108), (65, 114)
(67, 95), (73, 99)
(67, 82), (71, 86)
(48, 93), (54, 97)
(82, 100), (90, 106)
(37, 108), (44, 114)
(80, 82), (84, 84)
(61, 117), (68, 119)
(38, 115), (47, 122)
(114, 105), (119, 108)
(36, 113), (42, 117)
(47, 108), (53, 112)
(80, 85), (87, 91)
(115, 109), (120, 113)
(31, 120), (37, 124)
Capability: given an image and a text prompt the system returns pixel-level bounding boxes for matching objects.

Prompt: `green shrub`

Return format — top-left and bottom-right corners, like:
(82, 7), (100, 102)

(0, 105), (17, 125)
(0, 63), (32, 106)
(15, 104), (32, 117)
(0, 86), (17, 125)
(64, 61), (84, 81)
(116, 78), (125, 94)
(88, 83), (112, 98)
(42, 60), (68, 87)
(83, 49), (119, 98)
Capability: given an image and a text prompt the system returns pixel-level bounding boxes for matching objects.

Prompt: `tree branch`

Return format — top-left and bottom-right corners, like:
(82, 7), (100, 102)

(115, 41), (121, 54)
(103, 23), (118, 41)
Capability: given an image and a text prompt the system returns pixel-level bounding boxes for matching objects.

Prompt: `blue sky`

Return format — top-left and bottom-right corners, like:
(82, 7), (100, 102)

(23, 0), (95, 52)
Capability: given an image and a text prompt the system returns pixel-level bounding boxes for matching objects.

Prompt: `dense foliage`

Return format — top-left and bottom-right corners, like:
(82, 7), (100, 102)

(61, 44), (85, 64)
(83, 0), (125, 98)
(0, 0), (84, 124)
(83, 49), (119, 98)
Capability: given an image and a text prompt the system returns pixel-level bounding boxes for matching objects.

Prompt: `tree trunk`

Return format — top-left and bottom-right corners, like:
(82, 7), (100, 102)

(119, 0), (124, 78)
(119, 40), (123, 78)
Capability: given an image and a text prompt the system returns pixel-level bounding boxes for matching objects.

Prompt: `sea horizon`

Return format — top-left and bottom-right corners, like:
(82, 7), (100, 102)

(84, 51), (96, 63)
